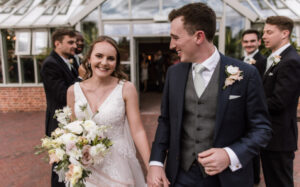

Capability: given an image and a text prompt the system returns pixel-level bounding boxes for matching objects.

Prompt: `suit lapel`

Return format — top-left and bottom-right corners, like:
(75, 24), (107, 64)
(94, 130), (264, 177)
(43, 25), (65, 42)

(51, 51), (75, 79)
(214, 54), (233, 141)
(263, 45), (292, 82)
(177, 63), (192, 137)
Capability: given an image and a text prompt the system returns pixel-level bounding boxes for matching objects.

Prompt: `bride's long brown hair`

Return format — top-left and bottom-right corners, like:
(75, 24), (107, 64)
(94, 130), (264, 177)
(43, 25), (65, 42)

(82, 36), (128, 80)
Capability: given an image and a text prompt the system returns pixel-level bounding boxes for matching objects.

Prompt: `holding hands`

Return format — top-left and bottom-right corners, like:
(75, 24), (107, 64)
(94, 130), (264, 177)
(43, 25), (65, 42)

(147, 166), (170, 187)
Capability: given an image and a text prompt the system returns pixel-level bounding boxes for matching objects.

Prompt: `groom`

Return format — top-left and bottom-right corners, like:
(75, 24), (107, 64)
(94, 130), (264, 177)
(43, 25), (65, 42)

(147, 3), (272, 187)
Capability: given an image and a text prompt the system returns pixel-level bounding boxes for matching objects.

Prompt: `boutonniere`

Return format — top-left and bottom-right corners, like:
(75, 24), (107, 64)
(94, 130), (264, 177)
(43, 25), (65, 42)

(68, 58), (74, 64)
(246, 57), (256, 65)
(223, 65), (243, 89)
(271, 55), (281, 66)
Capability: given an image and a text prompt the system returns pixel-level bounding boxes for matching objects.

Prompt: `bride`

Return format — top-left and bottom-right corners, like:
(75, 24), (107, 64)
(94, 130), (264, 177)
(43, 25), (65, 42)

(67, 36), (150, 186)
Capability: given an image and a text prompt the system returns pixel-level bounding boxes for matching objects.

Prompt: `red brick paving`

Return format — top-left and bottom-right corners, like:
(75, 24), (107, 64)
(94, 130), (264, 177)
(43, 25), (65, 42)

(1, 110), (300, 187)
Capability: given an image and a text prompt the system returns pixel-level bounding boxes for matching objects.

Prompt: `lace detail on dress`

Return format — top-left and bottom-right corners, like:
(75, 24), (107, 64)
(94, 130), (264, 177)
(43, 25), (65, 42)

(73, 81), (146, 187)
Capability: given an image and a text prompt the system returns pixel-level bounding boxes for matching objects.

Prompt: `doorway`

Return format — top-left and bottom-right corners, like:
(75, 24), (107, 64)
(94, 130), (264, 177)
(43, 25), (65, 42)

(135, 37), (177, 113)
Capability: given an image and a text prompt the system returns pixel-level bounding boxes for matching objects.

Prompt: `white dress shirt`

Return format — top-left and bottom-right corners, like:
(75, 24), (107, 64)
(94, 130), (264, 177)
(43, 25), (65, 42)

(265, 43), (290, 73)
(150, 46), (242, 172)
(243, 49), (258, 62)
(60, 55), (72, 70)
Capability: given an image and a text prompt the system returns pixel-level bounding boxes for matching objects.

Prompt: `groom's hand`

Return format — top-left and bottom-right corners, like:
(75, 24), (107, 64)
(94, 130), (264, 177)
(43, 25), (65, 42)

(197, 148), (230, 176)
(147, 166), (170, 187)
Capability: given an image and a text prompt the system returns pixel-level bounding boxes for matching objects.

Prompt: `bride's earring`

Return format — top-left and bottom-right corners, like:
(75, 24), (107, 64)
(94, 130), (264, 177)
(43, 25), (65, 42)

(88, 63), (91, 69)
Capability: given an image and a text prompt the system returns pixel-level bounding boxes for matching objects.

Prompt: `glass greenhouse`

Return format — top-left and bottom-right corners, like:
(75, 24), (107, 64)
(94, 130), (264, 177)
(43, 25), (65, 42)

(0, 0), (300, 87)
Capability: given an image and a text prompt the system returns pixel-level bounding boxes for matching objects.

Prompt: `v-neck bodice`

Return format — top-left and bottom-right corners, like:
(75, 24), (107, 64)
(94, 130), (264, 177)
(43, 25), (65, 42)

(73, 81), (126, 139)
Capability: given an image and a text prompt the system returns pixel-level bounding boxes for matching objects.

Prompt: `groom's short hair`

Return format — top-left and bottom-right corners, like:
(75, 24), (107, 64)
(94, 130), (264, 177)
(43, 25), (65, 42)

(168, 3), (216, 42)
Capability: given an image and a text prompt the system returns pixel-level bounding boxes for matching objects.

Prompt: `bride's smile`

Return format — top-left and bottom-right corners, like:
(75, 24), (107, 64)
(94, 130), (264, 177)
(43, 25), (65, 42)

(89, 41), (117, 78)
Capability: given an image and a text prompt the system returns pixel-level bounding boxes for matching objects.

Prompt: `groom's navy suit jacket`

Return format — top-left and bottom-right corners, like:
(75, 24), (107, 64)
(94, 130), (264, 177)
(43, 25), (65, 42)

(150, 54), (272, 187)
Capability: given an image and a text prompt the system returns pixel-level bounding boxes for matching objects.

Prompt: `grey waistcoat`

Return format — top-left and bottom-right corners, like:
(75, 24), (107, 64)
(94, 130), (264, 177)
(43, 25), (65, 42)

(180, 62), (220, 171)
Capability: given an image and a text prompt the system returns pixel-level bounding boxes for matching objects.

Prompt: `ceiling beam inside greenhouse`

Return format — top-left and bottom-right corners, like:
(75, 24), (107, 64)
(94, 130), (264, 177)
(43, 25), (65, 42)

(223, 0), (258, 22)
(68, 0), (106, 26)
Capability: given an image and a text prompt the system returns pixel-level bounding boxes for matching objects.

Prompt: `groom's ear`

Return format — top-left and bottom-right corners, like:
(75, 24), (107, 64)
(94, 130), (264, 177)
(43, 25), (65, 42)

(194, 30), (205, 45)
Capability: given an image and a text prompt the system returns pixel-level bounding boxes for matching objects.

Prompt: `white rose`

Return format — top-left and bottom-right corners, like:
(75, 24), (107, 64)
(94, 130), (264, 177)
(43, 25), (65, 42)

(55, 148), (65, 160)
(63, 106), (72, 117)
(64, 121), (83, 135)
(90, 143), (106, 157)
(56, 115), (68, 126)
(227, 65), (239, 74)
(82, 120), (97, 131)
(51, 128), (65, 137)
(67, 147), (82, 160)
(58, 133), (77, 145)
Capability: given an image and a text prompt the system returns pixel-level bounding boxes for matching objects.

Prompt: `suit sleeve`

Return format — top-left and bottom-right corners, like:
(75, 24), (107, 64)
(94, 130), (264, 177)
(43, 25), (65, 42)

(229, 68), (272, 166)
(149, 69), (171, 163)
(267, 59), (300, 113)
(41, 60), (73, 105)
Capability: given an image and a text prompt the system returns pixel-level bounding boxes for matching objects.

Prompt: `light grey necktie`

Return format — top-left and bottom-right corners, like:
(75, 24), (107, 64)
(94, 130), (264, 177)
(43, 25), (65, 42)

(265, 55), (273, 73)
(194, 64), (206, 98)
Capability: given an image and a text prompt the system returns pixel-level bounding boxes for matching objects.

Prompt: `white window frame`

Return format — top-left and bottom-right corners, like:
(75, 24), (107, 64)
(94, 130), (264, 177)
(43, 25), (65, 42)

(15, 30), (31, 55)
(32, 29), (48, 55)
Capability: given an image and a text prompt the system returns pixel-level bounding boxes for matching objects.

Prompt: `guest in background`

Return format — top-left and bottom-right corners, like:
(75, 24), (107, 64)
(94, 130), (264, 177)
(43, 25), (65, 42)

(261, 16), (300, 187)
(141, 52), (149, 92)
(241, 29), (266, 78)
(40, 29), (80, 187)
(241, 29), (266, 185)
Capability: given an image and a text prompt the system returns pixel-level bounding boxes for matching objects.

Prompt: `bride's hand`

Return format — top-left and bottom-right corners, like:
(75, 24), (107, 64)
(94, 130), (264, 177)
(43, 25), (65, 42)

(147, 166), (170, 187)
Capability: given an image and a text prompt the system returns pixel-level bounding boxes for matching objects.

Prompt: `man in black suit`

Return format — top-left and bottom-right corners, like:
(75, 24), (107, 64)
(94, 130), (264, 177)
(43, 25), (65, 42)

(40, 29), (79, 187)
(147, 3), (272, 187)
(261, 16), (300, 187)
(241, 29), (266, 185)
(241, 29), (266, 78)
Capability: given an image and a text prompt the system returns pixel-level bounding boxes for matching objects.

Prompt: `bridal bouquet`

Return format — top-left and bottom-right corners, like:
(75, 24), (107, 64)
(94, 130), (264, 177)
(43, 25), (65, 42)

(35, 106), (113, 187)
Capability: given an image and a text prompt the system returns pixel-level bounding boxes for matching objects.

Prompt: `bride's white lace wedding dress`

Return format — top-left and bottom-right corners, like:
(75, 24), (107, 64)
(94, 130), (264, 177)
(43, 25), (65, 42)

(73, 81), (146, 187)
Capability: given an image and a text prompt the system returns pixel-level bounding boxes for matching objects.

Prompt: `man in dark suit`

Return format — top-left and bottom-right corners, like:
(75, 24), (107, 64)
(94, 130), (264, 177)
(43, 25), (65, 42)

(40, 29), (79, 187)
(261, 16), (300, 187)
(241, 29), (266, 185)
(147, 3), (272, 187)
(241, 29), (266, 78)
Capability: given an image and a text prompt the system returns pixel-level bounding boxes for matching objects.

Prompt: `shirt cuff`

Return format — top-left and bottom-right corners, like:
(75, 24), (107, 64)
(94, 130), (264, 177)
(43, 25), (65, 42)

(223, 147), (242, 172)
(149, 161), (164, 167)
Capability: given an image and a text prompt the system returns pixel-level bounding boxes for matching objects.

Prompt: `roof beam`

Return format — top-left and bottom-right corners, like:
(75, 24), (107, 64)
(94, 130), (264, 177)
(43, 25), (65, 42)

(223, 0), (258, 22)
(279, 0), (300, 18)
(68, 0), (106, 26)
(263, 0), (279, 15)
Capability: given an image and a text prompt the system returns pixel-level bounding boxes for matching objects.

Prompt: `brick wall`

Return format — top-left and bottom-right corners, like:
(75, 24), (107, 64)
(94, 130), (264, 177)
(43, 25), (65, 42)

(0, 87), (46, 112)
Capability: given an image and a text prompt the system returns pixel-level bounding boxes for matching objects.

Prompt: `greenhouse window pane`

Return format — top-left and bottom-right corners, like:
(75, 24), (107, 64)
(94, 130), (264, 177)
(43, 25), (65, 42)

(15, 31), (31, 55)
(0, 7), (13, 13)
(225, 5), (244, 59)
(112, 37), (130, 61)
(2, 29), (18, 83)
(268, 0), (286, 9)
(21, 57), (34, 83)
(250, 0), (276, 17)
(104, 24), (130, 36)
(102, 0), (129, 19)
(0, 0), (9, 6)
(131, 0), (159, 19)
(14, 0), (33, 15)
(82, 8), (99, 47)
(133, 23), (170, 35)
(32, 30), (48, 55)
